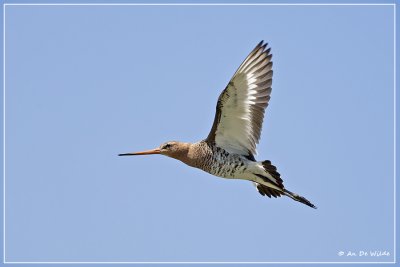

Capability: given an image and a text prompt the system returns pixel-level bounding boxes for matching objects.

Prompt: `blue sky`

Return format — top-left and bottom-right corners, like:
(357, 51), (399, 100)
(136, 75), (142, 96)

(2, 2), (396, 265)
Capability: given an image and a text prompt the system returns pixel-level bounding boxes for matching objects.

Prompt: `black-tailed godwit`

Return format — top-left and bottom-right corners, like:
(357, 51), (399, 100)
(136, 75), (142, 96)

(119, 41), (316, 209)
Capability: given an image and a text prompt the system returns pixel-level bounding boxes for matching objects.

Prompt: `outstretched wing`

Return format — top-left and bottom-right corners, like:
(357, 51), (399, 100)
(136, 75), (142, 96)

(205, 41), (273, 159)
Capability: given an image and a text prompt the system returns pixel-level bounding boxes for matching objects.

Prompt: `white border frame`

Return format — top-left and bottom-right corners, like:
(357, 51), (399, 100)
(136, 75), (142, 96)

(2, 2), (396, 265)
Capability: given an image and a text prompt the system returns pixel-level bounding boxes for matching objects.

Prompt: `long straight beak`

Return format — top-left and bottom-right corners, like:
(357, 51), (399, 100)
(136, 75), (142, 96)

(118, 148), (161, 156)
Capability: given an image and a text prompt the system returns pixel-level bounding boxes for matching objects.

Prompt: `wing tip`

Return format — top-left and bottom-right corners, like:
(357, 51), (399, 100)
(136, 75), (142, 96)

(252, 41), (272, 62)
(253, 40), (269, 54)
(257, 40), (268, 46)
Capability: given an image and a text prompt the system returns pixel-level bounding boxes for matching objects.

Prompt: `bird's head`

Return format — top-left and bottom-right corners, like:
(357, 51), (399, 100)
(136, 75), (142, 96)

(119, 141), (190, 161)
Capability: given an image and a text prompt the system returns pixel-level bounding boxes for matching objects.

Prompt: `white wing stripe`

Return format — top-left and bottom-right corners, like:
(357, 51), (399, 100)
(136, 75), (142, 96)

(206, 41), (273, 158)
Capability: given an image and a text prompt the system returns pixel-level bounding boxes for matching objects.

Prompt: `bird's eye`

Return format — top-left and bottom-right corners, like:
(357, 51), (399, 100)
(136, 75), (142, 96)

(163, 143), (172, 149)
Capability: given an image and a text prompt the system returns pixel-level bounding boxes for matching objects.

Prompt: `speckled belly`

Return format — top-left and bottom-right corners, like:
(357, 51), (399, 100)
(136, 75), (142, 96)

(205, 154), (251, 179)
(187, 141), (255, 180)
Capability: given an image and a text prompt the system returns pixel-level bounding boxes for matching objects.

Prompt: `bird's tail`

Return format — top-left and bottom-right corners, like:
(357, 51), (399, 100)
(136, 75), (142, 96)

(257, 160), (317, 209)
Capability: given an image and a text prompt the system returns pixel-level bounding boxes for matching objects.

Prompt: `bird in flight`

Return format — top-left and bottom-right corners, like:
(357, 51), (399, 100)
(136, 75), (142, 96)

(120, 41), (316, 209)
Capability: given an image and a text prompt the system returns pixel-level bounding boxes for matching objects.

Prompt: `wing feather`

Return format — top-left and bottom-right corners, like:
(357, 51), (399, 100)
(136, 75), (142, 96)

(206, 41), (273, 158)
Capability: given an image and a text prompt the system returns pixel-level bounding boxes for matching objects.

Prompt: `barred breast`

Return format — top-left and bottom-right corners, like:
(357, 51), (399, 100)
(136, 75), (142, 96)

(187, 141), (250, 179)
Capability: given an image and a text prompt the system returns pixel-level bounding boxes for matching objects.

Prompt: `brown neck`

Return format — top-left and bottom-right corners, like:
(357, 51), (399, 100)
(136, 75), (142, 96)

(170, 142), (209, 168)
(166, 142), (193, 165)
